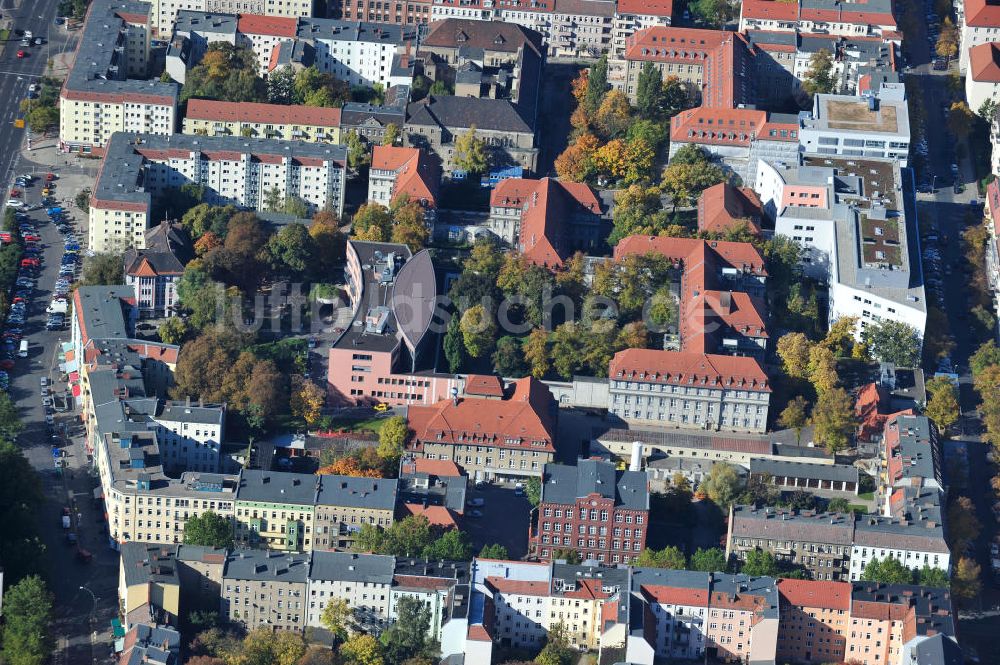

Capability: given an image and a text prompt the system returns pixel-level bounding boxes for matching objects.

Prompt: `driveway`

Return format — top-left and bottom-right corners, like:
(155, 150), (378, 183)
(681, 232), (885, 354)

(460, 483), (533, 559)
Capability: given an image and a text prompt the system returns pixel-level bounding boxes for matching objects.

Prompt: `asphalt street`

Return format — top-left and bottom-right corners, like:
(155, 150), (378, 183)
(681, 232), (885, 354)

(0, 0), (75, 193)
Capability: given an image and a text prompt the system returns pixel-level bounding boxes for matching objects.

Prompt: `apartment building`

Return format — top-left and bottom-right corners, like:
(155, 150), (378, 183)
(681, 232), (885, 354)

(145, 0), (311, 37)
(739, 0), (898, 40)
(368, 146), (440, 207)
(313, 475), (398, 550)
(327, 241), (461, 406)
(614, 235), (769, 359)
(726, 506), (856, 581)
(798, 89), (911, 167)
(406, 376), (558, 482)
(182, 100), (342, 143)
(333, 0), (432, 25)
(306, 552), (396, 631)
(485, 177), (602, 265)
(59, 0), (177, 154)
(153, 400), (226, 474)
(748, 458), (860, 495)
(966, 42), (1000, 114)
(122, 222), (190, 319)
(340, 101), (406, 144)
(118, 624), (181, 665)
(532, 459), (649, 565)
(170, 11), (417, 86)
(960, 0), (1000, 75)
(607, 348), (771, 433)
(776, 579), (851, 664)
(756, 155), (927, 344)
(221, 550), (310, 632)
(404, 95), (538, 174)
(610, 0), (672, 56)
(89, 132), (346, 252)
(417, 19), (545, 118)
(846, 584), (956, 665)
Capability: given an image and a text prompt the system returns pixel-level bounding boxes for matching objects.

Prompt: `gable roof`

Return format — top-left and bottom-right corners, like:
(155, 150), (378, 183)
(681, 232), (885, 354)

(540, 459), (649, 510)
(969, 42), (1000, 82)
(513, 177), (602, 268)
(697, 183), (762, 235)
(185, 99), (342, 127)
(965, 0), (1000, 27)
(777, 578), (851, 610)
(421, 18), (543, 56)
(609, 348), (770, 391)
(616, 0), (673, 17)
(407, 376), (556, 453)
(402, 503), (460, 528)
(371, 145), (440, 206)
(405, 95), (534, 133)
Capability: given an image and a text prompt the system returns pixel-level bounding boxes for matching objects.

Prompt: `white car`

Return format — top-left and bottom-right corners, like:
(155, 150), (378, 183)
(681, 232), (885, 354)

(6, 200), (23, 208)
(28, 83), (37, 93)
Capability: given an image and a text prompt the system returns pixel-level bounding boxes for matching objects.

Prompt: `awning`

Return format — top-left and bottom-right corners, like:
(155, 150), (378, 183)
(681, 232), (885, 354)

(111, 618), (125, 639)
(69, 371), (79, 383)
(93, 487), (103, 499)
(71, 384), (81, 397)
(64, 359), (78, 373)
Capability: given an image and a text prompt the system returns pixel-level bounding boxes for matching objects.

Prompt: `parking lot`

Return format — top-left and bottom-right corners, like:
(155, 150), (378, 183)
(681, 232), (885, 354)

(460, 483), (534, 559)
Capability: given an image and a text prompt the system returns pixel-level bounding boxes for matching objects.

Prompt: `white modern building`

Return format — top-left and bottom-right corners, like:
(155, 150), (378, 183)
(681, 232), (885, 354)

(755, 155), (927, 343)
(306, 552), (395, 630)
(88, 132), (347, 252)
(798, 88), (910, 167)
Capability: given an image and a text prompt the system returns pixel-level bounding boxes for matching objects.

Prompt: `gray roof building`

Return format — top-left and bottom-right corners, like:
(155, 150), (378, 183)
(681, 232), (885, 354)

(316, 475), (397, 510)
(237, 469), (321, 506)
(540, 459), (649, 511)
(122, 543), (180, 588)
(728, 506), (856, 546)
(749, 459), (859, 485)
(223, 549), (310, 583)
(406, 95), (534, 133)
(310, 552), (396, 584)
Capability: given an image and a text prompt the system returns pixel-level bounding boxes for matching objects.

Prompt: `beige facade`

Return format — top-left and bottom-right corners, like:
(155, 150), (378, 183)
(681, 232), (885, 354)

(88, 206), (151, 254)
(417, 441), (554, 481)
(222, 551), (310, 633)
(234, 500), (315, 551)
(312, 502), (394, 551)
(182, 107), (342, 144)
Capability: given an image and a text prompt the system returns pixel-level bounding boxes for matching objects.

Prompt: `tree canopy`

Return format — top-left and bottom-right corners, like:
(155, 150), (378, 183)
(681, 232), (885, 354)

(181, 43), (267, 103)
(183, 511), (235, 549)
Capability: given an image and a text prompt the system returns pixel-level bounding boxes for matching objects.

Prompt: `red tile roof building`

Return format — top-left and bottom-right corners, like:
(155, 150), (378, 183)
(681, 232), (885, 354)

(614, 234), (769, 359)
(611, 0), (674, 56)
(487, 177), (603, 267)
(777, 579), (851, 663)
(965, 42), (1000, 113)
(406, 376), (558, 481)
(697, 182), (763, 236)
(608, 348), (770, 432)
(368, 146), (441, 208)
(739, 0), (897, 38)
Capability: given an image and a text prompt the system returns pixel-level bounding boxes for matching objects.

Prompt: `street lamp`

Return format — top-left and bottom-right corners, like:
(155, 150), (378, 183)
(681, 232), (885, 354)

(80, 586), (97, 665)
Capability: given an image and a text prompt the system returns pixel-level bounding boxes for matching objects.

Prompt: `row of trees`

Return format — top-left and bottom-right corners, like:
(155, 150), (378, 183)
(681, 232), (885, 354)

(861, 554), (981, 604)
(353, 514), (506, 562)
(351, 198), (429, 252)
(314, 416), (410, 478)
(555, 58), (691, 187)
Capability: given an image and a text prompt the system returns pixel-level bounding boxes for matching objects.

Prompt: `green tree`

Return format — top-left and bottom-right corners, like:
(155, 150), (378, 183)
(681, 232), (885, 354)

(267, 65), (296, 104)
(689, 0), (738, 27)
(826, 498), (852, 513)
(636, 546), (686, 569)
(81, 252), (124, 285)
(535, 623), (573, 665)
(917, 565), (950, 588)
(810, 387), (855, 453)
(660, 145), (726, 207)
(293, 66), (349, 107)
(700, 462), (743, 509)
(551, 549), (582, 564)
(377, 416), (409, 460)
(454, 126), (489, 175)
(263, 186), (284, 212)
(158, 316), (191, 345)
(479, 543), (509, 559)
(182, 203), (236, 239)
(0, 439), (44, 581)
(390, 198), (429, 252)
(429, 79), (453, 96)
(584, 56), (609, 115)
(925, 376), (960, 433)
(460, 304), (497, 358)
(346, 130), (371, 170)
(861, 557), (914, 584)
(75, 188), (91, 212)
(183, 511), (234, 548)
(180, 43), (267, 103)
(341, 634), (384, 665)
(1, 576), (53, 665)
(283, 196), (310, 219)
(608, 185), (671, 243)
(525, 476), (542, 507)
(779, 396), (809, 444)
(523, 328), (550, 379)
(861, 319), (921, 366)
(176, 265), (226, 330)
(319, 597), (351, 639)
(802, 48), (836, 96)
(382, 123), (401, 146)
(635, 62), (663, 119)
(266, 223), (315, 278)
(688, 547), (727, 573)
(353, 203), (393, 241)
(26, 105), (59, 133)
(493, 336), (528, 377)
(443, 315), (466, 373)
(741, 549), (780, 577)
(380, 596), (437, 663)
(422, 529), (473, 560)
(0, 392), (25, 443)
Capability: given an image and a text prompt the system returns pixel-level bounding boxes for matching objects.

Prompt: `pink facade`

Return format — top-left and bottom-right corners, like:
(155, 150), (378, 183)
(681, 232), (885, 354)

(327, 345), (459, 406)
(781, 185), (829, 209)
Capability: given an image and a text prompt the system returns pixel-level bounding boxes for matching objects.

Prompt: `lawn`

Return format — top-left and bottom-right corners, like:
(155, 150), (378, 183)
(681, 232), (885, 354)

(858, 491), (875, 501)
(0, 29), (9, 42)
(322, 416), (387, 434)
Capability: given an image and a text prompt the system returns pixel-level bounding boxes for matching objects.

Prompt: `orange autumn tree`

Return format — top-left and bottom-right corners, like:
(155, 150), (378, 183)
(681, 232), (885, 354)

(316, 456), (381, 478)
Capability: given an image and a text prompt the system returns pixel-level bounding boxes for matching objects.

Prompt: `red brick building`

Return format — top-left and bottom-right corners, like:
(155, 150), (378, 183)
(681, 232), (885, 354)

(532, 459), (649, 565)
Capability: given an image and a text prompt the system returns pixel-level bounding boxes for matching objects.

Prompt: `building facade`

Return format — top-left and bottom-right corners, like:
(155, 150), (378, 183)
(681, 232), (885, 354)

(123, 222), (190, 318)
(182, 100), (343, 144)
(221, 550), (310, 632)
(532, 459), (649, 565)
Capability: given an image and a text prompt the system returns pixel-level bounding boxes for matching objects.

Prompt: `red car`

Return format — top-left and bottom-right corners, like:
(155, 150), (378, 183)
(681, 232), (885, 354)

(20, 258), (39, 268)
(0, 233), (10, 242)
(9, 190), (20, 197)
(16, 50), (26, 58)
(46, 173), (55, 182)
(22, 235), (39, 242)
(0, 360), (14, 370)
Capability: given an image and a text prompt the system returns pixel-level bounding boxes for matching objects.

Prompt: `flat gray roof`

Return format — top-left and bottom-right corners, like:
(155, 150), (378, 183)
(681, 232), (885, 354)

(237, 469), (319, 505)
(223, 550), (310, 583)
(310, 552), (395, 583)
(749, 459), (859, 484)
(541, 460), (649, 511)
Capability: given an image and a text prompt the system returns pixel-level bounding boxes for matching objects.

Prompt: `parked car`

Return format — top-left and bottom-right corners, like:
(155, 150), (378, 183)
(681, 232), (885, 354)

(6, 199), (23, 208)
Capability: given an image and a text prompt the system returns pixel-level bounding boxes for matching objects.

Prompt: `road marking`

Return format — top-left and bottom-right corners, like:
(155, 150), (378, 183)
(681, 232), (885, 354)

(0, 70), (40, 78)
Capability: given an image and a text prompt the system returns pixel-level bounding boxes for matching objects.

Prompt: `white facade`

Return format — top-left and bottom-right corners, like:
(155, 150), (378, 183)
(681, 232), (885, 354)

(311, 38), (413, 89)
(647, 599), (707, 660)
(305, 577), (391, 628)
(608, 378), (770, 433)
(965, 70), (1000, 115)
(799, 92), (911, 167)
(153, 409), (224, 474)
(847, 543), (951, 581)
(611, 11), (671, 56)
(491, 589), (550, 649)
(149, 0), (312, 36)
